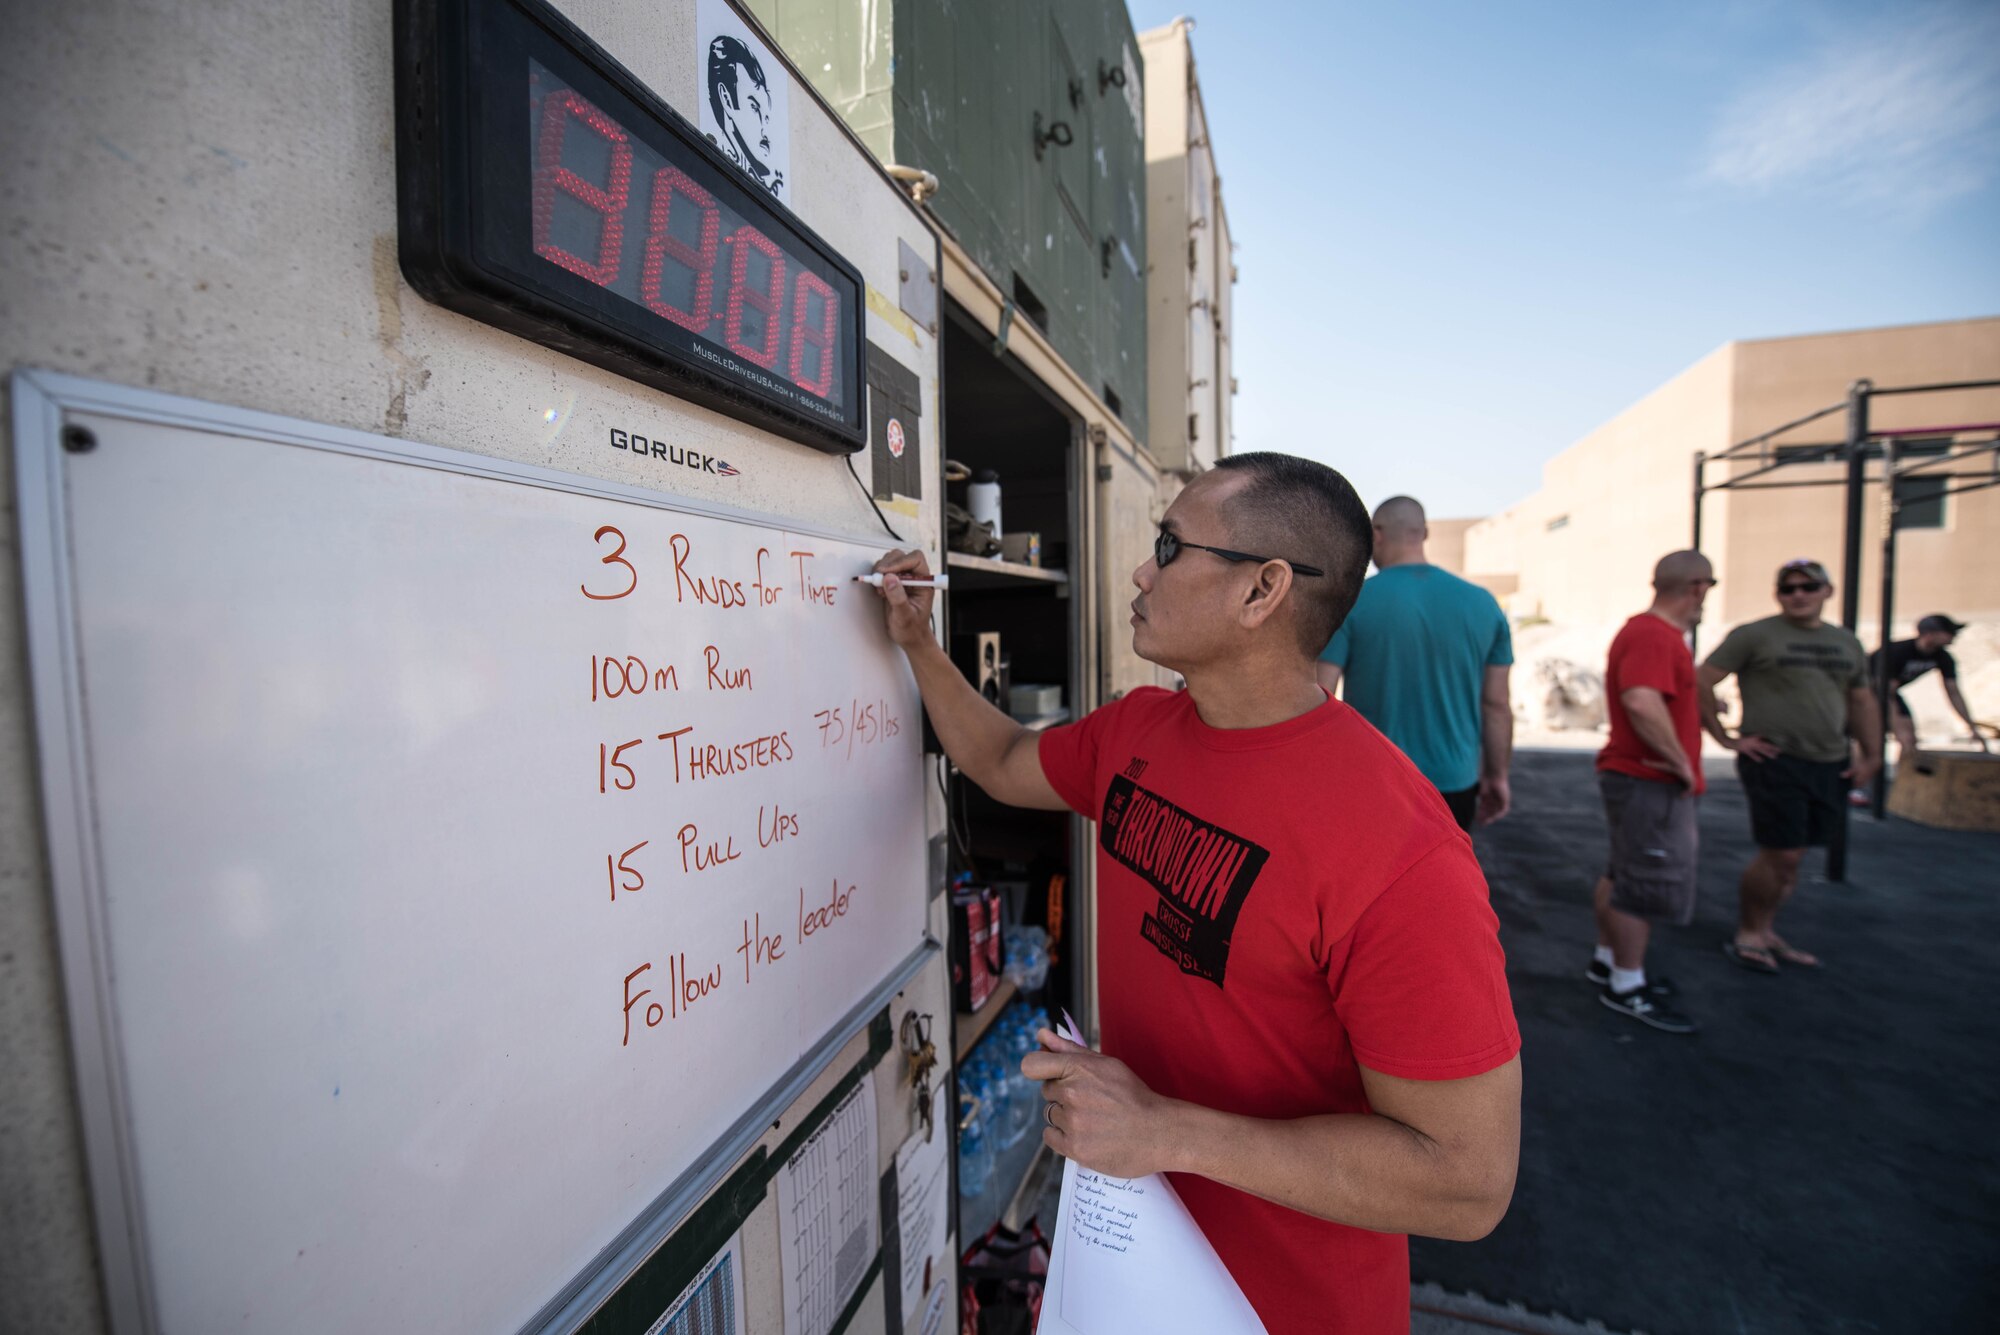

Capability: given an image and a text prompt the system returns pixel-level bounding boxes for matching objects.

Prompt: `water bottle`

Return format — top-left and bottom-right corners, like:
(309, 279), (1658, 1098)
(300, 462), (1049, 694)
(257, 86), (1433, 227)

(1002, 927), (1050, 991)
(957, 1107), (993, 1199)
(985, 1052), (1014, 1142)
(987, 1011), (1019, 1147)
(1000, 1010), (1038, 1147)
(966, 1054), (1004, 1143)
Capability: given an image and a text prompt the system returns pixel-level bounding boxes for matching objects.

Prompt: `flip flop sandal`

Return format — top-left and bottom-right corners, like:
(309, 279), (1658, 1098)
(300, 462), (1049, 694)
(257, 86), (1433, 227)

(1768, 942), (1822, 969)
(1723, 941), (1780, 974)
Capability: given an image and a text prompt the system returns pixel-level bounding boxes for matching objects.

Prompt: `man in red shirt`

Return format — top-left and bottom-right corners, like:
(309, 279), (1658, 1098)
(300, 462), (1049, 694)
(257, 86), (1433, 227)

(1589, 551), (1715, 1034)
(870, 454), (1521, 1335)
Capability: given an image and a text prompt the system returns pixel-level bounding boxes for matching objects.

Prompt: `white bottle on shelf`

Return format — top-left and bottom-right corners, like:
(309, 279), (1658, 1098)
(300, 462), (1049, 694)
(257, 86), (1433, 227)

(968, 468), (1003, 539)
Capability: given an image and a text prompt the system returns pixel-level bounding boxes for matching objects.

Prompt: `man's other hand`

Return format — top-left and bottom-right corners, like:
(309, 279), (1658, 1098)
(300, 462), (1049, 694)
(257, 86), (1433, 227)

(1476, 773), (1511, 825)
(869, 548), (935, 650)
(1730, 733), (1781, 762)
(1022, 1029), (1175, 1179)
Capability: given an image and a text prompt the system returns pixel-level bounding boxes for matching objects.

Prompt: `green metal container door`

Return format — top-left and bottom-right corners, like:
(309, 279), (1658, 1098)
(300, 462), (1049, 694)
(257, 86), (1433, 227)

(761, 0), (1147, 445)
(1082, 3), (1149, 429)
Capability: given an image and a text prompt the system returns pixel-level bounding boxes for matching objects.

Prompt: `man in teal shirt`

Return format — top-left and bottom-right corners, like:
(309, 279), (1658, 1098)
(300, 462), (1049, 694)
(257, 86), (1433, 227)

(1318, 496), (1515, 830)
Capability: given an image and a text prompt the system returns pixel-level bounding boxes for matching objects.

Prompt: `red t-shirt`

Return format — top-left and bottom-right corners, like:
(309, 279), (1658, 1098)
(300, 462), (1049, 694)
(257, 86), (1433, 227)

(1596, 613), (1704, 795)
(1038, 688), (1520, 1335)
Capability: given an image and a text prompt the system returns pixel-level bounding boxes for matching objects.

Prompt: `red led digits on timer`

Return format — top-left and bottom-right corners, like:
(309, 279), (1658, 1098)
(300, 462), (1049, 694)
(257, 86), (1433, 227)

(532, 82), (842, 401)
(724, 227), (787, 369)
(640, 165), (720, 331)
(788, 270), (838, 397)
(532, 91), (633, 286)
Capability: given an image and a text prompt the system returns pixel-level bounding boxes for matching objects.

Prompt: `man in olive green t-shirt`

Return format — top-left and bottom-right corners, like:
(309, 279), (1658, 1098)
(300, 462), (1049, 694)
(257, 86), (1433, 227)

(1698, 559), (1881, 973)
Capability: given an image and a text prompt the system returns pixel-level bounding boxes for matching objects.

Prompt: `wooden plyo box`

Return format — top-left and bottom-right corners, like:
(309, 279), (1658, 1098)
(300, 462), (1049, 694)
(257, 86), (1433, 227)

(1887, 753), (2000, 833)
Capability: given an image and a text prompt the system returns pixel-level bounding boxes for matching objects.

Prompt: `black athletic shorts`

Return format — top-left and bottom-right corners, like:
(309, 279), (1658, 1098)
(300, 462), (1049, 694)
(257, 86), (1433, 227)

(1889, 690), (1912, 721)
(1438, 784), (1478, 832)
(1738, 752), (1846, 849)
(1598, 772), (1699, 925)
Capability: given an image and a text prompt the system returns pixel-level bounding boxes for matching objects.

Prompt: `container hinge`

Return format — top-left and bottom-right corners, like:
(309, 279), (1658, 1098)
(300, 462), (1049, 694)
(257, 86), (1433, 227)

(992, 300), (1017, 357)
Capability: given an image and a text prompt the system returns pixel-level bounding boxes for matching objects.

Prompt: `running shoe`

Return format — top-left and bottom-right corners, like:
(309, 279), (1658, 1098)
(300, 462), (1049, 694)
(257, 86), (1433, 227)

(1584, 960), (1677, 996)
(1600, 984), (1697, 1033)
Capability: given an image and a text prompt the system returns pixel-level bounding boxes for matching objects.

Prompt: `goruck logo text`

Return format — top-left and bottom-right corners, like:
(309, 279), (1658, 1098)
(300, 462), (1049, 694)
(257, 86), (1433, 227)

(610, 429), (739, 477)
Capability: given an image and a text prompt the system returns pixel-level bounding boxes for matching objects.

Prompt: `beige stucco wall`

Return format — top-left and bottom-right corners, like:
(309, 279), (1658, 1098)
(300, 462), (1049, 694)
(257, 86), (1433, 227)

(1481, 345), (1737, 625)
(1425, 518), (1478, 575)
(1463, 506), (1518, 579)
(1718, 318), (2000, 628)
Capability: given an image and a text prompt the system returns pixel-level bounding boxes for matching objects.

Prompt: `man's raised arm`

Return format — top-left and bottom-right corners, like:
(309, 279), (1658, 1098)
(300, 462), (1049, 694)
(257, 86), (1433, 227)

(870, 549), (1068, 811)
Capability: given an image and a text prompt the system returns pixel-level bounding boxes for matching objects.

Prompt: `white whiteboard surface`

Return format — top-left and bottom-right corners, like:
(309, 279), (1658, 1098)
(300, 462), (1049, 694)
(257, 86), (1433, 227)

(12, 372), (931, 1335)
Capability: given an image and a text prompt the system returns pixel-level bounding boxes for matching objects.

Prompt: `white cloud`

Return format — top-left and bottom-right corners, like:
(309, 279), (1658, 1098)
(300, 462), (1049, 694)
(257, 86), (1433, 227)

(1702, 3), (2000, 217)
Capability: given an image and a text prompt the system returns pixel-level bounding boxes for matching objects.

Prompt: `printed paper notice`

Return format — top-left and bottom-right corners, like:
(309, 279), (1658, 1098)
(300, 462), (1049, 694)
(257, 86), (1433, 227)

(1034, 1017), (1267, 1335)
(645, 1230), (747, 1335)
(894, 1084), (952, 1318)
(777, 1078), (880, 1335)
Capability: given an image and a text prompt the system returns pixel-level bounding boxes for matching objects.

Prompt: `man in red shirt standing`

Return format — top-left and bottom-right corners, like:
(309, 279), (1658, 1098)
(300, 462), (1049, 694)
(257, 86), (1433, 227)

(870, 454), (1521, 1335)
(1589, 551), (1715, 1034)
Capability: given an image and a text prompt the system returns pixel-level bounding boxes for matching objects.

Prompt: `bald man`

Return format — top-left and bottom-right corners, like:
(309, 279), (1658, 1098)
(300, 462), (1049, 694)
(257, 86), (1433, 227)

(1587, 551), (1715, 1033)
(1318, 497), (1514, 831)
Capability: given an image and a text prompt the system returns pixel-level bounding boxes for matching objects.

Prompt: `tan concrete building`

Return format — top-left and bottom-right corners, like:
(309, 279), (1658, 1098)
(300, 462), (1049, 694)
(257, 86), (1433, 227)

(1464, 317), (2000, 633)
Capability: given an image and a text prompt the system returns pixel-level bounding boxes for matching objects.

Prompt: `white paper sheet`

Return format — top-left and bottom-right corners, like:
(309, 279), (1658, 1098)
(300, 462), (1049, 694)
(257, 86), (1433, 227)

(777, 1079), (880, 1335)
(919, 1279), (950, 1335)
(894, 1083), (953, 1319)
(1034, 1019), (1267, 1335)
(645, 1230), (747, 1335)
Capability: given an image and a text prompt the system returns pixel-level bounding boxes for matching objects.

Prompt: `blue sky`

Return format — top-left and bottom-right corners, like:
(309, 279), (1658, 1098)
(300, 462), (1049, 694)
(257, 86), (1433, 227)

(1126, 0), (2000, 518)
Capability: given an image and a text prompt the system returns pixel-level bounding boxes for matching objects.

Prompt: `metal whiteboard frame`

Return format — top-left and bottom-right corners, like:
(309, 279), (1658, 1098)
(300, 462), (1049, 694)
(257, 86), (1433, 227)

(10, 368), (938, 1335)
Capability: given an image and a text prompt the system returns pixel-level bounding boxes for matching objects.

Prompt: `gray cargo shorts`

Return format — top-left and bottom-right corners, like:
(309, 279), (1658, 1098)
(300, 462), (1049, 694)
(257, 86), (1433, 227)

(1597, 771), (1699, 926)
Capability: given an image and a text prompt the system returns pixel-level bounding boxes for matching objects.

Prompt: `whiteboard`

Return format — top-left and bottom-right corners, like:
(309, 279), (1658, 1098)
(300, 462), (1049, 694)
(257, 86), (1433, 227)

(12, 372), (931, 1335)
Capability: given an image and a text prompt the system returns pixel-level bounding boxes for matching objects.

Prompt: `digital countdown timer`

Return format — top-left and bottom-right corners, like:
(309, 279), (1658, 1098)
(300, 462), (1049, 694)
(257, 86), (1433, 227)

(396, 0), (866, 454)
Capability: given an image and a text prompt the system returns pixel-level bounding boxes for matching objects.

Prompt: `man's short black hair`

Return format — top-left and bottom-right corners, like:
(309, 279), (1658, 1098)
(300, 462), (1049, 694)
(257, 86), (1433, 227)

(1212, 452), (1372, 654)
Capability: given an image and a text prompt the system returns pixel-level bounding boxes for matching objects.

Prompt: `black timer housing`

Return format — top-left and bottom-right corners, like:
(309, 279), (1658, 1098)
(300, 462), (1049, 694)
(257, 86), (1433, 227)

(395, 0), (868, 454)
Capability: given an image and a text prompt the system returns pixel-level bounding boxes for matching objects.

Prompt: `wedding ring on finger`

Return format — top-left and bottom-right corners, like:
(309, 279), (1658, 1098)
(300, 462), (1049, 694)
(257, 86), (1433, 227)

(1044, 1101), (1060, 1130)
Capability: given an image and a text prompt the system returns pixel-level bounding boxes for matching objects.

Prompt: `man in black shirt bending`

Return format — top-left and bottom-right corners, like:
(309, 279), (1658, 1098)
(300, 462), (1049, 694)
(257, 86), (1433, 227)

(1867, 615), (1990, 789)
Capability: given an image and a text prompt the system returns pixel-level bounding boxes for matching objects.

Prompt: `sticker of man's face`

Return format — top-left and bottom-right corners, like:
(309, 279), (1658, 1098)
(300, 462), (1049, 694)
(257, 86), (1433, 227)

(707, 36), (783, 197)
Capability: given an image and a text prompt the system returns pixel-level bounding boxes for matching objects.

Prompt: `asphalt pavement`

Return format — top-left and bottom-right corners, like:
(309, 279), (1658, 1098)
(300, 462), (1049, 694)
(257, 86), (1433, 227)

(1411, 748), (2000, 1335)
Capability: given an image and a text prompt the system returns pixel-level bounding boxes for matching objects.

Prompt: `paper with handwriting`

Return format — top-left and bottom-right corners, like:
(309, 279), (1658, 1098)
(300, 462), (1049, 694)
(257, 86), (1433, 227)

(1033, 1017), (1267, 1334)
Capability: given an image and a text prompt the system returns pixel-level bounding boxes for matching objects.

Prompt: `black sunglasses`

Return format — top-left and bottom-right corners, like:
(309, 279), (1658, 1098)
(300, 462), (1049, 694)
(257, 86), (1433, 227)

(1154, 528), (1324, 578)
(1777, 581), (1825, 594)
